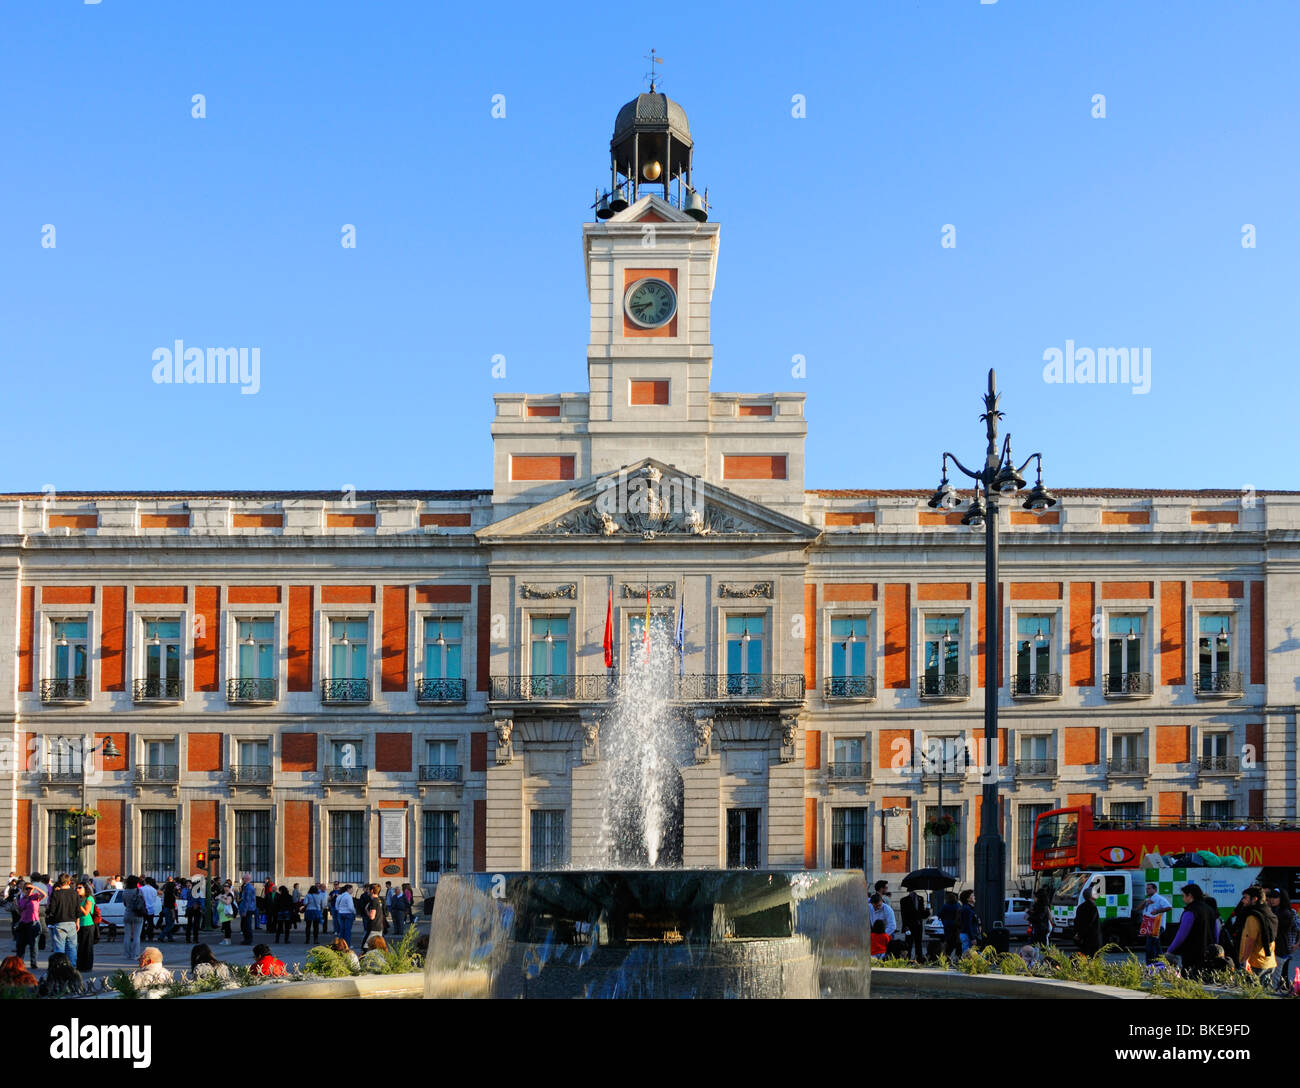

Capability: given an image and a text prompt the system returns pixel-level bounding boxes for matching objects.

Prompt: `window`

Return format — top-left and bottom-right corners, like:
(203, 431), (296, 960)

(923, 617), (962, 695)
(829, 617), (871, 696)
(51, 620), (89, 684)
(423, 618), (463, 678)
(923, 736), (968, 777)
(47, 811), (77, 877)
(1106, 616), (1147, 693)
(1014, 616), (1053, 694)
(235, 810), (272, 882)
(140, 809), (177, 878)
(423, 810), (458, 884)
(1197, 615), (1235, 691)
(330, 740), (364, 773)
(1015, 804), (1051, 875)
(1110, 733), (1142, 770)
(1201, 800), (1234, 823)
(237, 619), (274, 679)
(1020, 735), (1049, 762)
(530, 617), (570, 691)
(923, 804), (960, 872)
(329, 810), (366, 884)
(43, 736), (83, 776)
(832, 737), (864, 768)
(425, 740), (456, 766)
(830, 808), (867, 869)
(530, 809), (566, 870)
(726, 808), (762, 869)
(329, 619), (369, 679)
(725, 615), (764, 694)
(142, 619), (182, 697)
(140, 739), (177, 783)
(237, 740), (270, 768)
(1109, 802), (1145, 824)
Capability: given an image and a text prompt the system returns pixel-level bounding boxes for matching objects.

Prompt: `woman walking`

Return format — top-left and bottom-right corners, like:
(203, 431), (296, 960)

(75, 880), (96, 972)
(303, 884), (326, 944)
(272, 885), (295, 944)
(14, 881), (43, 970)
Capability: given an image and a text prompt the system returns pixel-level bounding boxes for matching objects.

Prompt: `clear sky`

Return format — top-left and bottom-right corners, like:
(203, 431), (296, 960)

(2, 1), (1296, 494)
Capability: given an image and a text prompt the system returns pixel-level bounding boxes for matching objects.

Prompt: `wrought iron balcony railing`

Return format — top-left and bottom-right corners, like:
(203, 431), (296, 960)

(1011, 673), (1062, 697)
(920, 673), (970, 698)
(321, 678), (371, 704)
(39, 769), (83, 785)
(1195, 671), (1242, 695)
(227, 677), (277, 703)
(40, 677), (90, 702)
(1197, 755), (1241, 774)
(416, 678), (467, 703)
(1013, 758), (1057, 777)
(418, 764), (464, 783)
(227, 764), (273, 784)
(133, 677), (182, 702)
(827, 761), (870, 780)
(823, 675), (877, 700)
(489, 673), (806, 703)
(1104, 672), (1152, 696)
(1106, 757), (1149, 776)
(920, 759), (972, 782)
(322, 764), (369, 784)
(134, 763), (179, 784)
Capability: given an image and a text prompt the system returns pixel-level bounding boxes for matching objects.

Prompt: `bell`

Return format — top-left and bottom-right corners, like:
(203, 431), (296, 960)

(683, 189), (707, 221)
(595, 193), (613, 219)
(642, 159), (662, 181)
(609, 188), (630, 213)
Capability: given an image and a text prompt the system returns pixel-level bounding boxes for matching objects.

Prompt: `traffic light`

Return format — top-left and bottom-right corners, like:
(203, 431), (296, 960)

(195, 851), (207, 870)
(207, 837), (221, 869)
(80, 814), (96, 849)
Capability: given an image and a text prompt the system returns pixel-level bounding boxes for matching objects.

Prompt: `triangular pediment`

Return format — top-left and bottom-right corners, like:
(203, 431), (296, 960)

(479, 459), (818, 542)
(610, 194), (696, 225)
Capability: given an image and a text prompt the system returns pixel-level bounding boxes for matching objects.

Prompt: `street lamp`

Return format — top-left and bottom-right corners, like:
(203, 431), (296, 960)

(925, 369), (1056, 928)
(76, 734), (120, 876)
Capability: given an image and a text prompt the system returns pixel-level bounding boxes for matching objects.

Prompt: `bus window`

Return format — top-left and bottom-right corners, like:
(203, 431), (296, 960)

(1104, 875), (1126, 897)
(1033, 810), (1079, 853)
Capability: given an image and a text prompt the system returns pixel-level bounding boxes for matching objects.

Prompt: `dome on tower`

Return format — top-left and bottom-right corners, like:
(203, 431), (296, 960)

(612, 92), (692, 148)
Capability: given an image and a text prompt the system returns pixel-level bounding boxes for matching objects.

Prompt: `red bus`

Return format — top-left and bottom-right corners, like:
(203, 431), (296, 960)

(1032, 806), (1300, 873)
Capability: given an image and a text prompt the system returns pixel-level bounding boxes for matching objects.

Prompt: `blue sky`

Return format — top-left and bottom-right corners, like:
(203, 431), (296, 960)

(2, 1), (1296, 493)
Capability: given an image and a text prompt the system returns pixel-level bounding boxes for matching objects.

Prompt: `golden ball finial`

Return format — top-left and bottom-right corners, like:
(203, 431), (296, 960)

(641, 160), (662, 181)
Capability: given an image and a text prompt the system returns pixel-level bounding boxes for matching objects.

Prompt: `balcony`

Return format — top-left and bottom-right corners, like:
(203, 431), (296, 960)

(416, 678), (467, 704)
(823, 676), (877, 700)
(321, 679), (371, 705)
(1106, 757), (1149, 779)
(827, 761), (870, 782)
(1194, 671), (1242, 697)
(1103, 672), (1152, 698)
(227, 764), (273, 786)
(322, 763), (369, 785)
(919, 674), (969, 700)
(40, 678), (90, 704)
(227, 677), (277, 704)
(1197, 755), (1241, 777)
(1013, 758), (1057, 780)
(489, 673), (806, 706)
(133, 677), (182, 703)
(418, 764), (464, 783)
(134, 763), (179, 785)
(920, 760), (971, 784)
(1010, 673), (1062, 699)
(39, 769), (83, 786)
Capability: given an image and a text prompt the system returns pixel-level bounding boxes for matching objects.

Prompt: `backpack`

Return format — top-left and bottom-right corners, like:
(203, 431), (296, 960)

(92, 901), (103, 926)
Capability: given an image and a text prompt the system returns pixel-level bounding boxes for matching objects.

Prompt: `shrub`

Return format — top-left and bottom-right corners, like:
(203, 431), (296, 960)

(306, 944), (360, 978)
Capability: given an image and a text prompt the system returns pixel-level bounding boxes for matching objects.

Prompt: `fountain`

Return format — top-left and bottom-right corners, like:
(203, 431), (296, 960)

(425, 625), (870, 998)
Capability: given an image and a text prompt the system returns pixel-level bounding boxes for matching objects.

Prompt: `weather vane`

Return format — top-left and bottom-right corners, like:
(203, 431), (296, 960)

(644, 48), (663, 92)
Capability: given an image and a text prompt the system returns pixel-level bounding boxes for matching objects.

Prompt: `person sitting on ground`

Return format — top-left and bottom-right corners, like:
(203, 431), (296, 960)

(330, 936), (361, 973)
(131, 947), (174, 990)
(869, 919), (889, 959)
(38, 951), (85, 996)
(251, 942), (286, 977)
(360, 932), (389, 973)
(0, 953), (38, 991)
(1017, 944), (1043, 968)
(1203, 944), (1232, 975)
(190, 943), (233, 982)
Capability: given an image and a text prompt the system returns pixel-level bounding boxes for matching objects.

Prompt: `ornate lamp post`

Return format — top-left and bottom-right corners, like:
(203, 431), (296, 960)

(75, 735), (120, 876)
(926, 370), (1056, 928)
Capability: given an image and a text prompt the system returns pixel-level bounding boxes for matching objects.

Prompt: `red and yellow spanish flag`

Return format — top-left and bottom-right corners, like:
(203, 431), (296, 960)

(603, 588), (614, 668)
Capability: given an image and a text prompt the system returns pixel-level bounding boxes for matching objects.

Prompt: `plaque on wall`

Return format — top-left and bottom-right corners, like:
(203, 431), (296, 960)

(380, 810), (407, 858)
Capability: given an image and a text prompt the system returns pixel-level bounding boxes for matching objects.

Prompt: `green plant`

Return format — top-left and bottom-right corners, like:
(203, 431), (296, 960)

(876, 954), (921, 969)
(105, 970), (137, 999)
(380, 926), (425, 974)
(306, 944), (360, 978)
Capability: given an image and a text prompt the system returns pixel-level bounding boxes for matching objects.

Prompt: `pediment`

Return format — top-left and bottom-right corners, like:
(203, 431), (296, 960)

(478, 459), (818, 542)
(610, 194), (696, 225)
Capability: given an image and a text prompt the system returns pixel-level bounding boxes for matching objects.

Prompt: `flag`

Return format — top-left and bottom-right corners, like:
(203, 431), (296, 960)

(643, 586), (651, 651)
(674, 589), (685, 676)
(603, 588), (613, 669)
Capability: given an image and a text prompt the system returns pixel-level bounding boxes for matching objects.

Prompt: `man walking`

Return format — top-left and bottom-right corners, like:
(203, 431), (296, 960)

(334, 884), (356, 947)
(239, 874), (258, 945)
(899, 887), (928, 962)
(46, 873), (82, 968)
(1073, 880), (1102, 956)
(160, 877), (178, 942)
(1236, 885), (1279, 985)
(1140, 881), (1172, 964)
(120, 876), (147, 963)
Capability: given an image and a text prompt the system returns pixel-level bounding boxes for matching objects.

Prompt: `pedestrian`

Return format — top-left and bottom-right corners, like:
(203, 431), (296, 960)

(303, 884), (326, 944)
(334, 884), (356, 947)
(868, 892), (896, 940)
(14, 880), (44, 970)
(1028, 887), (1054, 946)
(160, 877), (178, 943)
(1072, 880), (1102, 956)
(1166, 883), (1215, 978)
(938, 891), (960, 958)
(140, 878), (160, 941)
(109, 874), (123, 891)
(260, 878), (275, 930)
(120, 876), (147, 962)
(329, 881), (342, 932)
(131, 946), (173, 991)
(291, 883), (303, 932)
(191, 943), (233, 982)
(216, 882), (236, 945)
(46, 873), (81, 968)
(91, 870), (106, 894)
(250, 942), (286, 977)
(1139, 881), (1173, 964)
(0, 954), (38, 990)
(75, 880), (96, 972)
(185, 878), (203, 943)
(957, 889), (982, 955)
(1267, 888), (1298, 989)
(390, 882), (407, 937)
(272, 885), (295, 943)
(239, 874), (258, 945)
(363, 883), (388, 941)
(899, 887), (928, 961)
(38, 951), (85, 997)
(1236, 885), (1278, 985)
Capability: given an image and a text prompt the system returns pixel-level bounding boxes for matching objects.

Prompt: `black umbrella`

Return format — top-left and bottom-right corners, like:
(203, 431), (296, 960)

(901, 867), (957, 891)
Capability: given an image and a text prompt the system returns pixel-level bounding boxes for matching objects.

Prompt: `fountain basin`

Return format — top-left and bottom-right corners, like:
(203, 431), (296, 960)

(425, 869), (870, 999)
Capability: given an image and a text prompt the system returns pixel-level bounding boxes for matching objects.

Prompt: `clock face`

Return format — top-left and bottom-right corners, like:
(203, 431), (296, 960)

(624, 278), (677, 328)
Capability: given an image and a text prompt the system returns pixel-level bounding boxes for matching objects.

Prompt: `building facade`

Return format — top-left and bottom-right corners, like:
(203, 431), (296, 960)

(3, 91), (1299, 893)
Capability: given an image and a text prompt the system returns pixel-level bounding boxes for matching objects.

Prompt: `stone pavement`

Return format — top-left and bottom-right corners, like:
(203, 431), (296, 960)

(6, 918), (425, 985)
